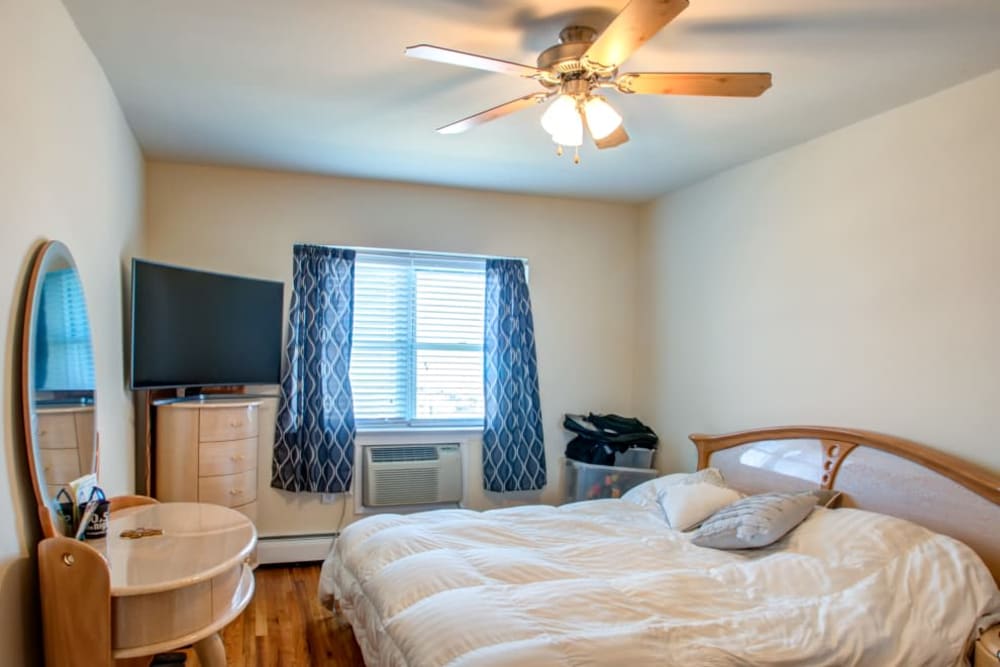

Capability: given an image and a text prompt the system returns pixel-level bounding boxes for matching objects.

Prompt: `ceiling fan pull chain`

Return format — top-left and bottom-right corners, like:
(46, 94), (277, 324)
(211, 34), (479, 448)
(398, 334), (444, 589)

(556, 145), (564, 157)
(574, 146), (581, 165)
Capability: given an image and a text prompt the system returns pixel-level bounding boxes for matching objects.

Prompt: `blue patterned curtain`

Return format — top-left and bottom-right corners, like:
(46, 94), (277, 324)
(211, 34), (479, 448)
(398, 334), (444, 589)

(272, 245), (357, 493)
(482, 259), (546, 492)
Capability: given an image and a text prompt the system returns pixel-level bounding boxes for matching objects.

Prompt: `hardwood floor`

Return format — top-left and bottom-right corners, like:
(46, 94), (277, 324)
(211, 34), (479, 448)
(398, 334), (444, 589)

(184, 563), (365, 667)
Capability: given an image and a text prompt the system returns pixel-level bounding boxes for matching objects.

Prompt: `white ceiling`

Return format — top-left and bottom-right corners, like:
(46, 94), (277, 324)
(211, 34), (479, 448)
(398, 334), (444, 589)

(63, 0), (1000, 202)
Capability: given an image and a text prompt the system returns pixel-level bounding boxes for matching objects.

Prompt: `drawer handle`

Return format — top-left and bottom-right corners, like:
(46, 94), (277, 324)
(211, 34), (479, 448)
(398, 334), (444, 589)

(229, 489), (244, 496)
(230, 455), (245, 462)
(229, 420), (240, 427)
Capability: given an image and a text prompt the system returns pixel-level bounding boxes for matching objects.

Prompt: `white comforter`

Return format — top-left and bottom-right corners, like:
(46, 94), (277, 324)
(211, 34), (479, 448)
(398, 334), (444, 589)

(321, 500), (1000, 667)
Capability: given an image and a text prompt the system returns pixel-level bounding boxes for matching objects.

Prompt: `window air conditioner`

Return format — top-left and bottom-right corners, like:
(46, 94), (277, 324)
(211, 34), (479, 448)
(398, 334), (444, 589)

(362, 444), (463, 508)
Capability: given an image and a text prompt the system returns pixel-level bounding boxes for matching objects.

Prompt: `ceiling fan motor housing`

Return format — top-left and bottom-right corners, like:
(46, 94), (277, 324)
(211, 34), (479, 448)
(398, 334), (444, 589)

(560, 78), (590, 97)
(537, 25), (608, 85)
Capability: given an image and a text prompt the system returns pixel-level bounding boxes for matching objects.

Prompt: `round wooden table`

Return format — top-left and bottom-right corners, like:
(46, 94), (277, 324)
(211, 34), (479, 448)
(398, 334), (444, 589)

(101, 502), (257, 666)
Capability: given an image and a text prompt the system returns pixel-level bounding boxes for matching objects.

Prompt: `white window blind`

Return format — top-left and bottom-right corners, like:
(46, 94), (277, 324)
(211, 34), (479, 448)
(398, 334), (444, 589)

(350, 253), (486, 427)
(37, 269), (95, 391)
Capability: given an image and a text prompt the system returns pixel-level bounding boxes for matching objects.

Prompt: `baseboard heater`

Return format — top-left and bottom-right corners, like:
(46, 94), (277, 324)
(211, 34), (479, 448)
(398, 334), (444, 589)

(256, 533), (337, 565)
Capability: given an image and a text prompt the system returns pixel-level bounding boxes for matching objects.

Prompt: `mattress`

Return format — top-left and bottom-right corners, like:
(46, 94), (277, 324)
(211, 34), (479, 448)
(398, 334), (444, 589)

(320, 498), (1000, 667)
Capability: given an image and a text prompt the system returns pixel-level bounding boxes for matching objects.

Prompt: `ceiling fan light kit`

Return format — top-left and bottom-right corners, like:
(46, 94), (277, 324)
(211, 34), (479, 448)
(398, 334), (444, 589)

(541, 95), (584, 147)
(540, 92), (623, 164)
(405, 0), (772, 164)
(584, 96), (623, 141)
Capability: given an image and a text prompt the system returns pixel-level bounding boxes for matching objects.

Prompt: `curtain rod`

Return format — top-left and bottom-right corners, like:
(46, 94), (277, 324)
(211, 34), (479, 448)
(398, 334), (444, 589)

(314, 243), (529, 265)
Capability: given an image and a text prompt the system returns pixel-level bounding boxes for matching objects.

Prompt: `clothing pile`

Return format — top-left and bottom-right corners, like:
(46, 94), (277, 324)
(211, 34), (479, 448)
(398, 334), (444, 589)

(563, 413), (658, 466)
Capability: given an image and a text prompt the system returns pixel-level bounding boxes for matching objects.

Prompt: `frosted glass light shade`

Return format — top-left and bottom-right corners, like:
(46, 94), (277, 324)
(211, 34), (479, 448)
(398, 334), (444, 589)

(541, 95), (584, 146)
(583, 96), (623, 140)
(550, 123), (583, 147)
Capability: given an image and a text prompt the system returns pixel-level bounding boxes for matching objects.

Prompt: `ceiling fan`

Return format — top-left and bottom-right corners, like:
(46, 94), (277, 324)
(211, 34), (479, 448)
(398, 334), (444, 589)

(405, 0), (772, 162)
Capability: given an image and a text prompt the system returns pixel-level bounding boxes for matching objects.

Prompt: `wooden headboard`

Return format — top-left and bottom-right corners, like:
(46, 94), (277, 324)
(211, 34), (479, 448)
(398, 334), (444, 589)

(690, 426), (1000, 584)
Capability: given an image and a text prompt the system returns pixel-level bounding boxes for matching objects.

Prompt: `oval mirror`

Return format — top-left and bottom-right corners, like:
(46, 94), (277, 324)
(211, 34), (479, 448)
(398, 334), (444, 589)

(22, 241), (97, 537)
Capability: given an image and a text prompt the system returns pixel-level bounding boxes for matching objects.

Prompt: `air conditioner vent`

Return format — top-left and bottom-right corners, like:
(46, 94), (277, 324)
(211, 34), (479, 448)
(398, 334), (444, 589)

(363, 443), (463, 508)
(370, 446), (439, 463)
(372, 468), (439, 506)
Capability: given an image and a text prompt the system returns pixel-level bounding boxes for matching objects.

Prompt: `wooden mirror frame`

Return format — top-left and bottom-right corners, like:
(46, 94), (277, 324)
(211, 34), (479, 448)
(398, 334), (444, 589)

(21, 240), (98, 538)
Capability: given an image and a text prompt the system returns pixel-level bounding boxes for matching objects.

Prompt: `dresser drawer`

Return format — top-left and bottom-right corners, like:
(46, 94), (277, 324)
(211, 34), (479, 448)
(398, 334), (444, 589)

(199, 438), (257, 477)
(41, 449), (82, 485)
(198, 469), (257, 507)
(199, 406), (258, 442)
(37, 414), (78, 449)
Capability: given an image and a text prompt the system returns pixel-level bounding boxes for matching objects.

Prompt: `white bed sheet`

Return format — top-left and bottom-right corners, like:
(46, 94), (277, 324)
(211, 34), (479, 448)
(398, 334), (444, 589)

(320, 499), (1000, 667)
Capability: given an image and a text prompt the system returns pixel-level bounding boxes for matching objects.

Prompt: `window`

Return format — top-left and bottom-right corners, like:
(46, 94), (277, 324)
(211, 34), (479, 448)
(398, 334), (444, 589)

(350, 253), (486, 428)
(36, 269), (95, 391)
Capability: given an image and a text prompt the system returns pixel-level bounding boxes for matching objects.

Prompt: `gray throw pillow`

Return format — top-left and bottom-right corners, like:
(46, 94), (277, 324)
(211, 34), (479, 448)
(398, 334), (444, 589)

(690, 492), (816, 550)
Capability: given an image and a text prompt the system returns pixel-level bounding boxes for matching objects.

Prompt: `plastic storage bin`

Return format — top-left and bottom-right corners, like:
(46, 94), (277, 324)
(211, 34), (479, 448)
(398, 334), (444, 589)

(614, 447), (654, 468)
(564, 459), (657, 502)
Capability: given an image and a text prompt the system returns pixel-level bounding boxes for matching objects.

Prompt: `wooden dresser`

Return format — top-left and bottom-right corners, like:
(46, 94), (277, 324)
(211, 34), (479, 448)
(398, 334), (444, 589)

(155, 399), (260, 523)
(36, 404), (95, 499)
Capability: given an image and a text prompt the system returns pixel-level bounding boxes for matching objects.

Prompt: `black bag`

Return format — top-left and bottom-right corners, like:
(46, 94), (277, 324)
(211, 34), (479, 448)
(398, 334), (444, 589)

(563, 413), (658, 464)
(565, 436), (617, 465)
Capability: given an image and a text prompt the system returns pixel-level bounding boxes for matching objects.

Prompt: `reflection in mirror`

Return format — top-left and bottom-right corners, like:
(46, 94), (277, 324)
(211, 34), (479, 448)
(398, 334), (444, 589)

(22, 241), (97, 537)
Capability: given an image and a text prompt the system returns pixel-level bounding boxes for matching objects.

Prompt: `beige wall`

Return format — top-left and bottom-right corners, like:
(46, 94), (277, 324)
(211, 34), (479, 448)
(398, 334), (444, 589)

(636, 69), (1000, 475)
(145, 161), (640, 536)
(0, 0), (145, 662)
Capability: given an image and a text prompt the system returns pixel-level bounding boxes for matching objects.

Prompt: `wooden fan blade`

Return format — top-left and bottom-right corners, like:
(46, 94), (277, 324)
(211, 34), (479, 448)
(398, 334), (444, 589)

(593, 124), (630, 150)
(436, 93), (550, 134)
(406, 44), (544, 79)
(617, 72), (772, 97)
(582, 0), (690, 74)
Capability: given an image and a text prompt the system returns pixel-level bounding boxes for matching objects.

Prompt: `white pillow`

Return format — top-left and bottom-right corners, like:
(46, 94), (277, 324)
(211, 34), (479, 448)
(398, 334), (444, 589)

(658, 481), (742, 531)
(621, 468), (726, 509)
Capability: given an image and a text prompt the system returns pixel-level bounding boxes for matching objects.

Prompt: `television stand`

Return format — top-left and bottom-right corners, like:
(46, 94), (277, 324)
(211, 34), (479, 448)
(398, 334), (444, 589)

(175, 384), (245, 398)
(153, 397), (264, 524)
(134, 386), (277, 498)
(152, 392), (278, 406)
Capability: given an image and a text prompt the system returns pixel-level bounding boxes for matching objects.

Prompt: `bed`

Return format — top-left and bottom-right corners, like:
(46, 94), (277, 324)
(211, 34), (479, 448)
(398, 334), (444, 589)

(320, 426), (1000, 666)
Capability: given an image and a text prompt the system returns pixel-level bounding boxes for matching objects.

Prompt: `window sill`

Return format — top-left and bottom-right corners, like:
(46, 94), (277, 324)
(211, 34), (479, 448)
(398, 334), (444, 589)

(357, 425), (483, 436)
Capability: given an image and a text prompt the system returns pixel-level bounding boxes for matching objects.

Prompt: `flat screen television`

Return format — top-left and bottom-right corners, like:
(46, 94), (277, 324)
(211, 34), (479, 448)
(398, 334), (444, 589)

(130, 259), (284, 389)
